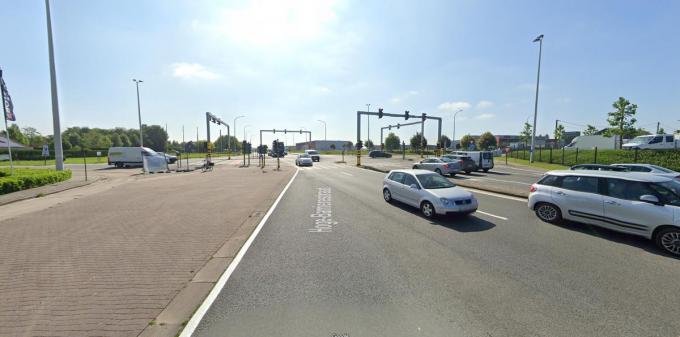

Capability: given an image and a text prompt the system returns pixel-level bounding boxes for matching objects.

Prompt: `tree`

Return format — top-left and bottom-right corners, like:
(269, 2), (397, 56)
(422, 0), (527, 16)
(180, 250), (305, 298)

(330, 144), (336, 150)
(477, 132), (497, 150)
(658, 127), (665, 134)
(119, 133), (131, 147)
(439, 135), (451, 149)
(607, 97), (638, 148)
(409, 133), (427, 152)
(460, 134), (476, 150)
(553, 124), (565, 147)
(142, 125), (168, 152)
(365, 139), (374, 149)
(1, 124), (28, 145)
(583, 125), (598, 136)
(385, 132), (400, 151)
(110, 133), (122, 147)
(520, 122), (532, 146)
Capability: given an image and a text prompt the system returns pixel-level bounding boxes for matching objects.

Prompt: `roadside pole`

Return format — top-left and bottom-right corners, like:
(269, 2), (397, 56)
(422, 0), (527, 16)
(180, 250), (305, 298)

(1, 70), (13, 176)
(81, 149), (88, 181)
(402, 141), (406, 160)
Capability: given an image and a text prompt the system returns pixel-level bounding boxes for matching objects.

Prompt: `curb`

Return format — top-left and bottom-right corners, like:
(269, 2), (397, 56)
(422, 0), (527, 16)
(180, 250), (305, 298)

(0, 178), (99, 207)
(358, 165), (528, 199)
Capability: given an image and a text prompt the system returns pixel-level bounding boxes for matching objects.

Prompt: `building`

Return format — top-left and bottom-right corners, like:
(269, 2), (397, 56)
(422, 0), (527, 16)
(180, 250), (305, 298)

(295, 140), (352, 151)
(0, 136), (27, 150)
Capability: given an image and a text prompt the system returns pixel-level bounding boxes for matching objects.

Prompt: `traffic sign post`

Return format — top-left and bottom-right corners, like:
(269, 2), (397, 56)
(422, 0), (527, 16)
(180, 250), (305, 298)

(42, 144), (49, 166)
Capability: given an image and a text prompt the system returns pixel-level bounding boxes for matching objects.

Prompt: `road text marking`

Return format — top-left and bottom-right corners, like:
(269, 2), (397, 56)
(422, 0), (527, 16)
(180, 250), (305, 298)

(309, 187), (336, 233)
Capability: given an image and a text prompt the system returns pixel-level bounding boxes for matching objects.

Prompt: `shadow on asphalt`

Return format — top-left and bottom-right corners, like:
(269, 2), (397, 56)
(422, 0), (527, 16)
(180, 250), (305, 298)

(481, 171), (511, 176)
(550, 219), (679, 260)
(387, 200), (495, 233)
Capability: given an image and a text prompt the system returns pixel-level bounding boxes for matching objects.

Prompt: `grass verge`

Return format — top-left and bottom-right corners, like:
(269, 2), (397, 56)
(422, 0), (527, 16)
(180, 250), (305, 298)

(504, 157), (568, 171)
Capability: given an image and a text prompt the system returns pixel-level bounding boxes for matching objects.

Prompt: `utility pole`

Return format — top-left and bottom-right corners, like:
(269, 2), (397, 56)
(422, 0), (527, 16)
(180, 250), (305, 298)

(529, 34), (544, 163)
(45, 0), (64, 171)
(366, 104), (371, 147)
(452, 108), (462, 150)
(317, 119), (327, 141)
(657, 122), (660, 134)
(133, 79), (144, 147)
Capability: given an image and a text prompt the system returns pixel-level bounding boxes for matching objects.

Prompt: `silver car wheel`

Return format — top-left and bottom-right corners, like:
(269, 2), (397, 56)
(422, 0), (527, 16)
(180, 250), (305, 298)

(421, 202), (434, 218)
(383, 189), (392, 202)
(536, 204), (557, 221)
(660, 231), (680, 255)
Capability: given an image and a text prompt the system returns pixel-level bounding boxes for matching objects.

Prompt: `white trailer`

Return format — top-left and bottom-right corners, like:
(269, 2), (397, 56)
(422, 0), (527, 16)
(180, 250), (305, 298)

(564, 135), (620, 150)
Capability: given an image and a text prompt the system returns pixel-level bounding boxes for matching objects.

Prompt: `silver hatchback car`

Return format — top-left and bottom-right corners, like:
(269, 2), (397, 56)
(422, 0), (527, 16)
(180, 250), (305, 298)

(383, 169), (478, 218)
(412, 157), (461, 176)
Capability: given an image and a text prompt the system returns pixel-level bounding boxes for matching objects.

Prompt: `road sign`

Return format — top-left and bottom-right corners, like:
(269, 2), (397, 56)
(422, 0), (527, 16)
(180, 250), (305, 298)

(42, 144), (49, 157)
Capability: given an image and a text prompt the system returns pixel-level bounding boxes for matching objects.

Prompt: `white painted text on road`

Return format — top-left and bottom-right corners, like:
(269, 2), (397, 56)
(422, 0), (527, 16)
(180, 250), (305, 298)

(309, 187), (336, 233)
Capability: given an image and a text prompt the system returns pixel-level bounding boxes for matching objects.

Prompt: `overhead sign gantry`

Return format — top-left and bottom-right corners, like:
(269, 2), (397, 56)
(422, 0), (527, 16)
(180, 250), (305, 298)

(258, 129), (312, 168)
(205, 112), (231, 159)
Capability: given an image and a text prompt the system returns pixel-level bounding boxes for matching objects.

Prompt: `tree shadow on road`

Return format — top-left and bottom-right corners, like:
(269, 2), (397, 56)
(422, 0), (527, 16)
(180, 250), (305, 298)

(551, 220), (679, 260)
(387, 200), (495, 233)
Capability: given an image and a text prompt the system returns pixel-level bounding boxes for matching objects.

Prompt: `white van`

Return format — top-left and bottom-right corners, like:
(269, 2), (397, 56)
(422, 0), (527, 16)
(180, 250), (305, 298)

(108, 147), (160, 167)
(622, 134), (679, 150)
(564, 135), (620, 150)
(452, 151), (494, 172)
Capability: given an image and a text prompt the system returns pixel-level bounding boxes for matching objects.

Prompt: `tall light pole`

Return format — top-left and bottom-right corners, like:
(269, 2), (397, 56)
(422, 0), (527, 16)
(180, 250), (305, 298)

(301, 126), (308, 143)
(45, 0), (64, 170)
(132, 79), (144, 147)
(366, 104), (371, 147)
(317, 119), (327, 141)
(452, 108), (463, 150)
(232, 115), (245, 153)
(243, 125), (251, 143)
(529, 34), (544, 163)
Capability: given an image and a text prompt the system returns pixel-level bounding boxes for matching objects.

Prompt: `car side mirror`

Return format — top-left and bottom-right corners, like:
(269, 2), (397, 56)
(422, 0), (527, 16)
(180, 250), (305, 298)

(639, 194), (661, 205)
(409, 184), (419, 190)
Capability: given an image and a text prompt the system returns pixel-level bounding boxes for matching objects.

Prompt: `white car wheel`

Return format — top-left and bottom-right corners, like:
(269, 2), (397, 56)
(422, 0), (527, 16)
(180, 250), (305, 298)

(383, 188), (392, 202)
(656, 227), (680, 256)
(421, 201), (435, 218)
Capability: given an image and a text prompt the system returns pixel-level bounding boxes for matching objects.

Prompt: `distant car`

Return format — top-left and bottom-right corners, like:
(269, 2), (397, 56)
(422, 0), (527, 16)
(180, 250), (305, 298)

(570, 164), (628, 172)
(160, 153), (178, 164)
(369, 150), (392, 158)
(451, 151), (494, 172)
(528, 170), (680, 256)
(412, 158), (460, 176)
(305, 150), (320, 162)
(612, 164), (680, 180)
(382, 169), (478, 218)
(295, 154), (313, 166)
(442, 154), (477, 174)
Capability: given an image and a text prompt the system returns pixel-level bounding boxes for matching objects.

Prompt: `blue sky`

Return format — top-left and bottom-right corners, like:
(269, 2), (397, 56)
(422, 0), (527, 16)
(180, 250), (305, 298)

(1, 0), (679, 145)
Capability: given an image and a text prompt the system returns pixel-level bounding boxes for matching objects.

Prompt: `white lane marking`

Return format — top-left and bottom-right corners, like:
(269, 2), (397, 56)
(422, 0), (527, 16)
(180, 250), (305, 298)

(472, 176), (532, 185)
(461, 187), (527, 202)
(476, 210), (508, 221)
(179, 167), (300, 337)
(341, 172), (353, 177)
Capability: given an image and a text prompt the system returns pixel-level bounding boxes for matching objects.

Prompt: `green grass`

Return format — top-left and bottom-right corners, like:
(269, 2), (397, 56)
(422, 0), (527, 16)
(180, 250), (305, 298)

(0, 156), (109, 166)
(508, 148), (680, 171)
(505, 157), (568, 171)
(0, 168), (72, 194)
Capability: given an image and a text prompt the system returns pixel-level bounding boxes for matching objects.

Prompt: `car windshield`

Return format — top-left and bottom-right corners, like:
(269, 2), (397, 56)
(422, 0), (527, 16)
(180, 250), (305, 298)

(299, 154), (310, 158)
(657, 180), (680, 196)
(440, 157), (456, 163)
(416, 174), (456, 189)
(628, 135), (654, 143)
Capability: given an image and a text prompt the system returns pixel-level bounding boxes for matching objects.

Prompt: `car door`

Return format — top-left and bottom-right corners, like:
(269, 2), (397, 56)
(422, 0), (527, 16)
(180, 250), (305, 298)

(551, 175), (605, 223)
(400, 174), (422, 206)
(602, 178), (672, 236)
(387, 172), (406, 202)
(418, 159), (435, 171)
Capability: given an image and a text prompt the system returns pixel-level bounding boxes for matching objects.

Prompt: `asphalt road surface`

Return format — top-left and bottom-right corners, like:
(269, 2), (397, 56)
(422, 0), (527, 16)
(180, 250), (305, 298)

(190, 157), (680, 337)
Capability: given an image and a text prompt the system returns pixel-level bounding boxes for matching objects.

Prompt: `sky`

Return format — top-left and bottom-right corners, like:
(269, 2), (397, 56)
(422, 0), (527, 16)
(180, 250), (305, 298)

(1, 0), (679, 146)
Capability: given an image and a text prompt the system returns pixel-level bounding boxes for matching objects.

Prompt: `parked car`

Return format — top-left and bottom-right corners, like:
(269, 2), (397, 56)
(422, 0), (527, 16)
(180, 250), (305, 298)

(295, 154), (313, 166)
(442, 154), (477, 174)
(622, 134), (679, 150)
(305, 149), (320, 162)
(612, 164), (680, 180)
(412, 158), (460, 176)
(528, 170), (680, 256)
(570, 164), (629, 172)
(369, 150), (392, 158)
(160, 153), (178, 164)
(383, 169), (478, 218)
(451, 151), (494, 172)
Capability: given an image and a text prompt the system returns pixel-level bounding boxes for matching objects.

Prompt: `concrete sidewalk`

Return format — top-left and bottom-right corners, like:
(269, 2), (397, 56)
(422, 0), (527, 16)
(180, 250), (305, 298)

(0, 159), (294, 337)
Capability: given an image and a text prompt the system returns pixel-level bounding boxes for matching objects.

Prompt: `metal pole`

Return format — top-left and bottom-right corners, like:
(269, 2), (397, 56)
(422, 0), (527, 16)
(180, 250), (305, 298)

(529, 34), (543, 163)
(356, 111), (361, 166)
(219, 129), (222, 152)
(453, 108), (461, 150)
(133, 79), (143, 147)
(205, 112), (211, 146)
(46, 0), (64, 171)
(1, 71), (13, 176)
(366, 104), (370, 148)
(420, 114), (425, 158)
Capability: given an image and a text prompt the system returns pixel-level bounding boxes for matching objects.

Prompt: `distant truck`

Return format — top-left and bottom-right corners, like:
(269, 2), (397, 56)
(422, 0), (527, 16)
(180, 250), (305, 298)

(564, 135), (620, 150)
(622, 134), (679, 150)
(108, 147), (166, 167)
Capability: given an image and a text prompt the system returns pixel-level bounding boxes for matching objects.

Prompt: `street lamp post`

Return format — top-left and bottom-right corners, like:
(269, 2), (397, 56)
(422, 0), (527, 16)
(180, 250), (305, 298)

(233, 115), (245, 153)
(452, 108), (463, 150)
(529, 34), (544, 163)
(317, 119), (327, 141)
(132, 79), (144, 147)
(45, 0), (64, 171)
(243, 125), (251, 144)
(366, 104), (371, 148)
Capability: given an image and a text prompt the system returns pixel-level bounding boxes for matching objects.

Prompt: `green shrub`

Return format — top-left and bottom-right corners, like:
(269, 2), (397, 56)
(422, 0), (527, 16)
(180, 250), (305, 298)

(0, 168), (72, 194)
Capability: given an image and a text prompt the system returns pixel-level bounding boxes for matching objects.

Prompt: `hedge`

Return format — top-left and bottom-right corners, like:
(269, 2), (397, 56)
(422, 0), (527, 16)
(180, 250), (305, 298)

(0, 149), (110, 161)
(509, 147), (680, 172)
(0, 168), (73, 195)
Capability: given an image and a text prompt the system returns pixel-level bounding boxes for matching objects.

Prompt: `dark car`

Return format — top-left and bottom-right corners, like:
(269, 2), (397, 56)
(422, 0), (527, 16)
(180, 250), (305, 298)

(442, 154), (476, 174)
(369, 150), (392, 158)
(570, 164), (629, 172)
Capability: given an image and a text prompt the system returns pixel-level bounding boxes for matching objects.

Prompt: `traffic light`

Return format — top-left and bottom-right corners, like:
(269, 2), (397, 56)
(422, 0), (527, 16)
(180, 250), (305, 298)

(299, 130), (302, 134)
(405, 110), (410, 120)
(273, 129), (276, 133)
(397, 123), (400, 129)
(378, 108), (383, 118)
(421, 113), (427, 121)
(388, 125), (391, 130)
(284, 129), (287, 134)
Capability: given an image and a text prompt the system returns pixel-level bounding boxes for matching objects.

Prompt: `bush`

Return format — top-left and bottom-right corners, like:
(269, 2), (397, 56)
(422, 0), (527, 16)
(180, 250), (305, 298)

(0, 168), (72, 194)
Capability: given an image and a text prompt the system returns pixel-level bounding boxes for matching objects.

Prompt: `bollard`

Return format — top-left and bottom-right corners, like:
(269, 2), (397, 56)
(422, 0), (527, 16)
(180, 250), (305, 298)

(82, 149), (88, 181)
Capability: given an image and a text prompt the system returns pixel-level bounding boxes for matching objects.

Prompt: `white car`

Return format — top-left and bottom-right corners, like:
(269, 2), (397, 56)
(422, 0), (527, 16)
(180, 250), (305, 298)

(295, 154), (313, 166)
(305, 149), (320, 162)
(382, 169), (478, 218)
(528, 170), (680, 256)
(612, 163), (680, 180)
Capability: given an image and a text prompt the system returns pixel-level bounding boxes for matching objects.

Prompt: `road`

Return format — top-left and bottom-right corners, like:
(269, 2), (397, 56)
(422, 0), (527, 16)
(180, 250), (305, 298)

(189, 156), (680, 337)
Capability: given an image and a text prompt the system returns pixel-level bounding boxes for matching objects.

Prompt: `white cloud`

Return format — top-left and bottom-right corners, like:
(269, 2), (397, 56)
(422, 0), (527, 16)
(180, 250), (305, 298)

(476, 100), (494, 110)
(310, 85), (331, 94)
(476, 113), (496, 120)
(171, 63), (220, 80)
(437, 101), (471, 111)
